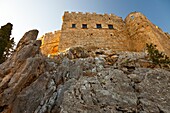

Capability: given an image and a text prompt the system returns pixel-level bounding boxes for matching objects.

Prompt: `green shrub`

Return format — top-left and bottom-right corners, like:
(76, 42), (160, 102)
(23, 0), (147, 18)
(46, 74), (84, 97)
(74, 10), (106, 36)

(146, 43), (170, 65)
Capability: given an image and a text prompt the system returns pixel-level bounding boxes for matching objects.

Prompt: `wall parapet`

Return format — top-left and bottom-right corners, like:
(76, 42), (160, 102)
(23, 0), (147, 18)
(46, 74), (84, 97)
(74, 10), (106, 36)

(42, 30), (61, 38)
(63, 11), (122, 20)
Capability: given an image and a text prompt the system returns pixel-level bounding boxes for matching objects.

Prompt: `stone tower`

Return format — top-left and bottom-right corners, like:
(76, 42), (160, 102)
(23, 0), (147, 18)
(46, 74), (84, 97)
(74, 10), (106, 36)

(125, 12), (170, 56)
(58, 11), (130, 52)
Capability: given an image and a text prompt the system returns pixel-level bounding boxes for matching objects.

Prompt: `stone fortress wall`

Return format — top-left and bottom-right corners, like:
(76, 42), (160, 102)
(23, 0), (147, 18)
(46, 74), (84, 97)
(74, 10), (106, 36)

(41, 11), (170, 56)
(58, 11), (130, 52)
(125, 12), (170, 56)
(40, 30), (60, 55)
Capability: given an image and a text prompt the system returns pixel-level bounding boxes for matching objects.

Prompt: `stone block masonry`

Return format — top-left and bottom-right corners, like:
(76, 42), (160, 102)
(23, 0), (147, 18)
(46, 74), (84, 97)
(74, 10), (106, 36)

(40, 30), (61, 55)
(41, 11), (170, 57)
(58, 11), (130, 52)
(125, 12), (170, 56)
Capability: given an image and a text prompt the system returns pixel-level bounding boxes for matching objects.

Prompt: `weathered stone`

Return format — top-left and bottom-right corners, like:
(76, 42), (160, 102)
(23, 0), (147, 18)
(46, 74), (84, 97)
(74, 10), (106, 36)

(40, 31), (61, 55)
(59, 12), (130, 52)
(125, 12), (170, 57)
(0, 30), (45, 113)
(40, 11), (170, 58)
(0, 28), (170, 113)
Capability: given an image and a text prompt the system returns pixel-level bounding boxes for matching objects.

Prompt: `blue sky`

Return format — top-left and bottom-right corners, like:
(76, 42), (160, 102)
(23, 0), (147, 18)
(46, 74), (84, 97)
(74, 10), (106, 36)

(0, 0), (170, 43)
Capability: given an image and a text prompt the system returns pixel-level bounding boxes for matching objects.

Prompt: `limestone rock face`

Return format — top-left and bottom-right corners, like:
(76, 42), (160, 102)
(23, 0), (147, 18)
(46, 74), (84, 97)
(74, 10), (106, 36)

(0, 30), (45, 113)
(0, 30), (170, 113)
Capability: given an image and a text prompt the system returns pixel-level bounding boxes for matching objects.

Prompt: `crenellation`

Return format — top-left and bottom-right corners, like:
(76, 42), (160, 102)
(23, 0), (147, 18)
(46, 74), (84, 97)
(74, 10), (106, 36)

(104, 13), (109, 17)
(65, 11), (69, 14)
(64, 11), (121, 19)
(71, 12), (76, 15)
(43, 31), (61, 39)
(92, 12), (97, 15)
(78, 12), (83, 15)
(85, 12), (91, 15)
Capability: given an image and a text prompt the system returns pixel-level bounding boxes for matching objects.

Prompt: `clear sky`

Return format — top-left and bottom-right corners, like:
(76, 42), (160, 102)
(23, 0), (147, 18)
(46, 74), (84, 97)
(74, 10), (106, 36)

(0, 0), (170, 43)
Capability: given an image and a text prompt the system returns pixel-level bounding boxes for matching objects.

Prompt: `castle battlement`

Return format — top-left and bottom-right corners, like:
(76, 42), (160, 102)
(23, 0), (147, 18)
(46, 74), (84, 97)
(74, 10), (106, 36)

(62, 11), (124, 31)
(43, 30), (60, 37)
(63, 11), (122, 21)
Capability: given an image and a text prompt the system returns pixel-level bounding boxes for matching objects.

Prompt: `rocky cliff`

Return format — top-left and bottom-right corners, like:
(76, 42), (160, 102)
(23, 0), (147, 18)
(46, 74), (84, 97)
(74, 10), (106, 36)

(0, 30), (170, 113)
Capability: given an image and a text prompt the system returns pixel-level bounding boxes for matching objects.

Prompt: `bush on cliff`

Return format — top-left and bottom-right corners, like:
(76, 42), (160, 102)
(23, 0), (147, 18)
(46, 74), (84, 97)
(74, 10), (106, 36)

(0, 23), (15, 64)
(146, 43), (170, 66)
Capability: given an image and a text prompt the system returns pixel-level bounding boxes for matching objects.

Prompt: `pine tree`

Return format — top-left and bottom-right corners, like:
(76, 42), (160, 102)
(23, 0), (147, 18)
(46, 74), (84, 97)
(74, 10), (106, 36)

(0, 23), (15, 64)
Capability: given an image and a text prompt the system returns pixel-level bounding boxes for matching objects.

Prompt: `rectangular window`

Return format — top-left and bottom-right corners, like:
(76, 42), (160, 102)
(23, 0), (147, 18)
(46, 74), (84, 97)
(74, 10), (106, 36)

(108, 25), (114, 29)
(72, 24), (76, 28)
(82, 24), (87, 29)
(96, 24), (102, 28)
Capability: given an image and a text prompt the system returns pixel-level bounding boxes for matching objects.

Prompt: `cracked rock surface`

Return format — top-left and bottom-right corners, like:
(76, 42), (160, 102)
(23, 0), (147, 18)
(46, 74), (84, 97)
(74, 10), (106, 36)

(0, 30), (170, 113)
